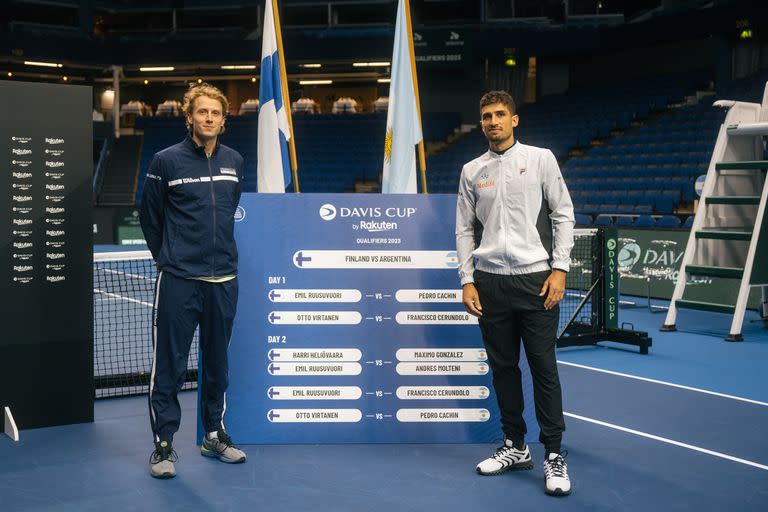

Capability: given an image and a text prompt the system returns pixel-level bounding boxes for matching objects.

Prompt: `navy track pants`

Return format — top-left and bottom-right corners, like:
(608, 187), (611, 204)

(148, 271), (238, 443)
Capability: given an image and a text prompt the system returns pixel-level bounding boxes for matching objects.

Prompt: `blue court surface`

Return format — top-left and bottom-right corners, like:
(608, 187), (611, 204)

(1, 301), (766, 511)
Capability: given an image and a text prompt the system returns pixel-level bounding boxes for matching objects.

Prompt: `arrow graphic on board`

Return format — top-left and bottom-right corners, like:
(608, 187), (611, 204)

(268, 387), (280, 398)
(268, 349), (280, 360)
(269, 290), (281, 301)
(268, 410), (280, 421)
(268, 312), (281, 323)
(294, 251), (312, 267)
(268, 363), (280, 374)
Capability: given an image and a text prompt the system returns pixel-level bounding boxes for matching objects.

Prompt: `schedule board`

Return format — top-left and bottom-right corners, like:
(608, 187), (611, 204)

(219, 193), (537, 444)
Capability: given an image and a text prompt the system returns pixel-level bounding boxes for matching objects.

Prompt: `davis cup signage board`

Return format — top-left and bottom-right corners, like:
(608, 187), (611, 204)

(218, 194), (538, 444)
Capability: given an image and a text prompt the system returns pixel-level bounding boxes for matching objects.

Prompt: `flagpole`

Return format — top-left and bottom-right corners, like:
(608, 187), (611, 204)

(271, 0), (300, 192)
(402, 0), (427, 194)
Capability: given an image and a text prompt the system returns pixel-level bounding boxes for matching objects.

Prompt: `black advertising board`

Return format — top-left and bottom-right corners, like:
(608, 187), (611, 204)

(0, 81), (93, 429)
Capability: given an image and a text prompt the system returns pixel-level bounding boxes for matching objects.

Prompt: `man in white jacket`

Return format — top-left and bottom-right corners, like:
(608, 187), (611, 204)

(455, 90), (574, 496)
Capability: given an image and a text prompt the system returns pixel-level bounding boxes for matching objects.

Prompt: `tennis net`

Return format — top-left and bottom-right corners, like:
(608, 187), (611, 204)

(93, 250), (198, 398)
(92, 227), (639, 398)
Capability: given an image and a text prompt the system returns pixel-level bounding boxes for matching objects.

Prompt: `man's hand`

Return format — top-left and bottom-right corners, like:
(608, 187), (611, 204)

(462, 283), (483, 317)
(539, 270), (566, 310)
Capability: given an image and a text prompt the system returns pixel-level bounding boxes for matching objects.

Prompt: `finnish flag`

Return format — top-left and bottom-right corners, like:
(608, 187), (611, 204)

(257, 0), (292, 193)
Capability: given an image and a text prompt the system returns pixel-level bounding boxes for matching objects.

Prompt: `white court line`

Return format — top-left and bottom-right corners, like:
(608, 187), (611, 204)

(558, 360), (768, 407)
(565, 412), (768, 471)
(95, 266), (152, 281)
(94, 288), (153, 307)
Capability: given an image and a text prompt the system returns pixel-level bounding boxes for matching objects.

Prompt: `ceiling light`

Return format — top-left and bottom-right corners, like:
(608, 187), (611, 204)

(353, 62), (390, 67)
(300, 64), (322, 68)
(62, 76), (68, 81)
(251, 77), (257, 83)
(143, 79), (149, 85)
(221, 65), (256, 70)
(24, 61), (62, 68)
(139, 66), (175, 72)
(299, 80), (332, 85)
(377, 78), (391, 83)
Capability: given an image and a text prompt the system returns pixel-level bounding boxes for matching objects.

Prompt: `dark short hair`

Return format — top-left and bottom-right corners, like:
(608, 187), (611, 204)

(480, 91), (516, 115)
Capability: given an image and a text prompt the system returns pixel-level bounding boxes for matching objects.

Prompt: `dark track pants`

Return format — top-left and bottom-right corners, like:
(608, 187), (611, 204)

(473, 269), (565, 453)
(148, 271), (238, 443)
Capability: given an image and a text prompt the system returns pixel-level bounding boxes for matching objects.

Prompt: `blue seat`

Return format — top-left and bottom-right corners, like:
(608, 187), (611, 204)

(615, 216), (634, 226)
(657, 215), (681, 228)
(633, 214), (656, 228)
(594, 214), (613, 226)
(682, 215), (694, 229)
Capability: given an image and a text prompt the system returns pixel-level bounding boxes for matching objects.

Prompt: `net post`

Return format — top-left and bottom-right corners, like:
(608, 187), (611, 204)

(601, 227), (620, 331)
(4, 406), (19, 442)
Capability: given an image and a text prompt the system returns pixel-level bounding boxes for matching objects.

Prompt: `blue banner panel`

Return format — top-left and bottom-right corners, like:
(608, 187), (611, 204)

(219, 193), (537, 444)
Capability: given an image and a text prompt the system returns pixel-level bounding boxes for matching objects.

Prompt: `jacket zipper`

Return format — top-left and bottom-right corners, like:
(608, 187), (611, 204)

(498, 154), (510, 271)
(208, 153), (216, 277)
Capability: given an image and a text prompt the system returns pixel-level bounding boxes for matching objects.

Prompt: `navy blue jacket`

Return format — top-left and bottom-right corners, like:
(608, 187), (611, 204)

(140, 136), (244, 279)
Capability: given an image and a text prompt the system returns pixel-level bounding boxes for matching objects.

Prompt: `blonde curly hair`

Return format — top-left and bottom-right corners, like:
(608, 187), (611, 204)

(182, 82), (229, 134)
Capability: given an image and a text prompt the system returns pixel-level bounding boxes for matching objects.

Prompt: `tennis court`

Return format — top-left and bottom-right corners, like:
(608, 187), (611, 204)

(2, 302), (766, 511)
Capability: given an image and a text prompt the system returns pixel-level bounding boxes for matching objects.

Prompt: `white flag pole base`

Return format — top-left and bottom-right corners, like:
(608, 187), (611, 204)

(4, 406), (19, 442)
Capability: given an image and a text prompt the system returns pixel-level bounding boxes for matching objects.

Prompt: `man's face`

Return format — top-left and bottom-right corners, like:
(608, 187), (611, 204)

(188, 95), (225, 142)
(480, 102), (518, 145)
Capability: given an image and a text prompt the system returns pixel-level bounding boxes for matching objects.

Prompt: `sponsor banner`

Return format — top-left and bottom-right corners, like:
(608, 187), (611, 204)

(1, 80), (92, 429)
(617, 228), (760, 308)
(412, 29), (471, 69)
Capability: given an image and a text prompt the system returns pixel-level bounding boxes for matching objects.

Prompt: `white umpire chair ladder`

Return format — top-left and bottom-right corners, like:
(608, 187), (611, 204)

(662, 82), (768, 341)
(4, 406), (19, 442)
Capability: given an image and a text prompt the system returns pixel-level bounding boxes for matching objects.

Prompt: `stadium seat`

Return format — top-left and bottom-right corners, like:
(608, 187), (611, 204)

(615, 216), (634, 226)
(682, 215), (694, 229)
(633, 215), (656, 228)
(575, 213), (592, 226)
(657, 215), (681, 228)
(594, 214), (613, 226)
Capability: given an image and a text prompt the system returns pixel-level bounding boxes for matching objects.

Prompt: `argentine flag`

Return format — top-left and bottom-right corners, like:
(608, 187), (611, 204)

(257, 0), (292, 193)
(381, 0), (423, 194)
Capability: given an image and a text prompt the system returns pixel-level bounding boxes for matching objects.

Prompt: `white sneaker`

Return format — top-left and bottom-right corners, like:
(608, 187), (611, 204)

(543, 451), (571, 496)
(476, 439), (533, 475)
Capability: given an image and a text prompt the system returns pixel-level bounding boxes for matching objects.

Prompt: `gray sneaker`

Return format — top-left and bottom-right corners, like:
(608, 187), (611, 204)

(201, 430), (246, 463)
(149, 440), (177, 479)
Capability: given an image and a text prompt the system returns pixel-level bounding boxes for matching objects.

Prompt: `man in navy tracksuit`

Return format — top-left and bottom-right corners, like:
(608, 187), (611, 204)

(140, 83), (246, 479)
